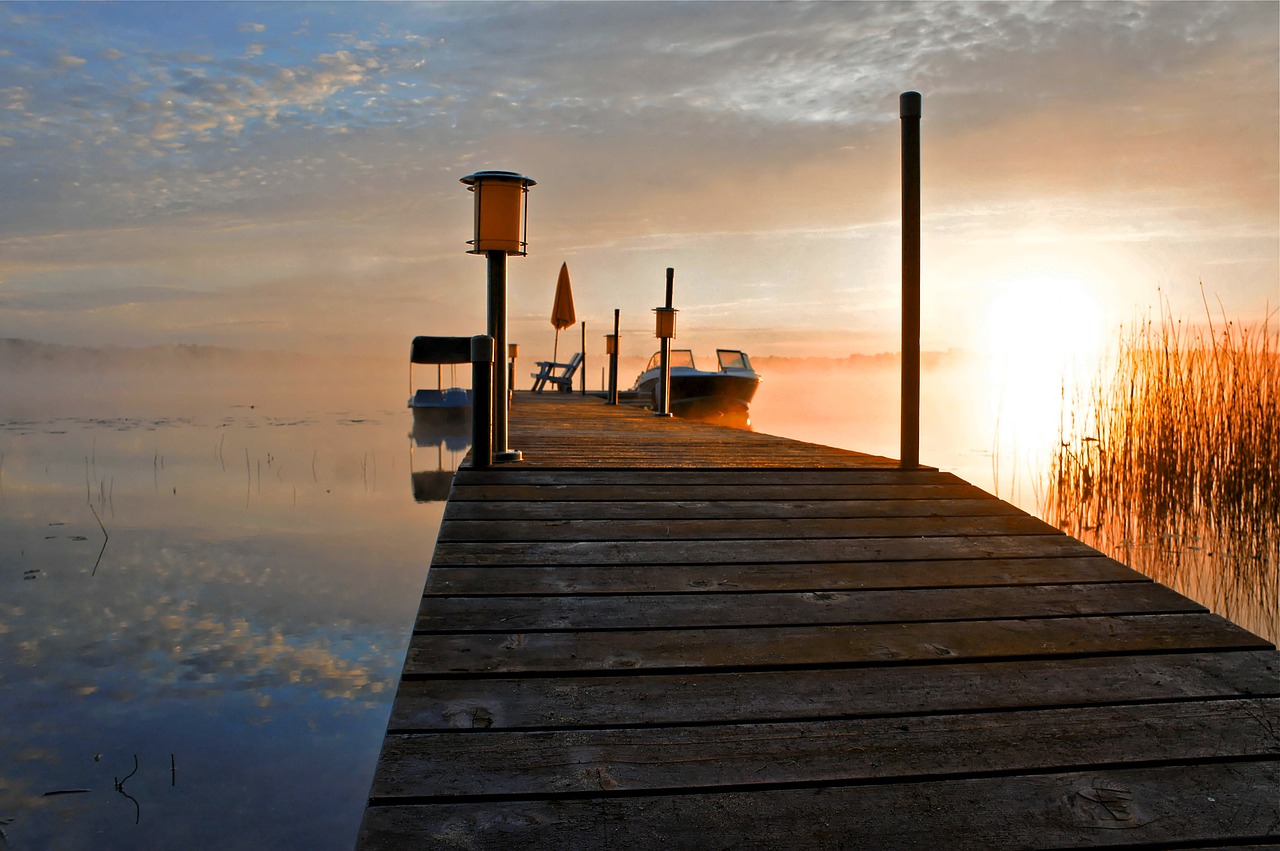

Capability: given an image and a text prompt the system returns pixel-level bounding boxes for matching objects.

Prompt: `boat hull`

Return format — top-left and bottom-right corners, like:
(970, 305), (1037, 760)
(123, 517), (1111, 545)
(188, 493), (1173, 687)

(634, 371), (760, 411)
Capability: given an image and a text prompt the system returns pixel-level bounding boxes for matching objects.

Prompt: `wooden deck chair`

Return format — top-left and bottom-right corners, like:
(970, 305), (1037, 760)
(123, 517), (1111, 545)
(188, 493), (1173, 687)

(531, 351), (583, 393)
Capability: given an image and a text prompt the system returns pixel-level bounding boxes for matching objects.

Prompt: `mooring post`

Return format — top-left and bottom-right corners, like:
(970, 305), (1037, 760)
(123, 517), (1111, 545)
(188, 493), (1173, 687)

(900, 90), (922, 471)
(470, 334), (494, 469)
(609, 308), (620, 404)
(655, 268), (676, 417)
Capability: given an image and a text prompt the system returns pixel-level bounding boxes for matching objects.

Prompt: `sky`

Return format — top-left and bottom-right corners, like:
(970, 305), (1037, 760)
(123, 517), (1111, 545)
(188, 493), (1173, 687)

(1, 0), (1276, 364)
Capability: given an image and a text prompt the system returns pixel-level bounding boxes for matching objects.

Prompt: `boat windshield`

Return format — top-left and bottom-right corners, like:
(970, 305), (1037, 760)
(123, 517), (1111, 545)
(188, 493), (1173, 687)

(645, 350), (696, 371)
(717, 350), (752, 372)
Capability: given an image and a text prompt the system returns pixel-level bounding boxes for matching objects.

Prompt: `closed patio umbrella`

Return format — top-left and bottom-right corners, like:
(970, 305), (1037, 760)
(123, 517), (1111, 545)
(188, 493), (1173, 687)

(550, 261), (576, 363)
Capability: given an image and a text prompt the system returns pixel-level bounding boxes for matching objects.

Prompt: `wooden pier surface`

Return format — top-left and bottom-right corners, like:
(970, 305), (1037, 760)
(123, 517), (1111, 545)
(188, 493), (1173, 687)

(359, 392), (1279, 849)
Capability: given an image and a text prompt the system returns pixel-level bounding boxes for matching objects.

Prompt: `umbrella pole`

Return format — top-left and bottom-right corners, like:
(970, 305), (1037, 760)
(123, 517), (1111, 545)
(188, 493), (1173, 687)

(553, 329), (559, 365)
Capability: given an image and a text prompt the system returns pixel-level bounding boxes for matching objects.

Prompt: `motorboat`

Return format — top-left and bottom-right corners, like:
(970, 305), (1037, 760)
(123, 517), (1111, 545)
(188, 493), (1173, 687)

(631, 349), (761, 417)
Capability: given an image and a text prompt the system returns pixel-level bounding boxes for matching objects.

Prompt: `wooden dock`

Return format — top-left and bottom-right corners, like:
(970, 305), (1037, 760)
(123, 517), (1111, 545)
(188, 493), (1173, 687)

(358, 393), (1279, 849)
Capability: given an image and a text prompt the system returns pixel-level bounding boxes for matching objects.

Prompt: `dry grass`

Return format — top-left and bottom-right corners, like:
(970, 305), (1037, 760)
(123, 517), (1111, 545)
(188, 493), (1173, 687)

(1045, 296), (1278, 642)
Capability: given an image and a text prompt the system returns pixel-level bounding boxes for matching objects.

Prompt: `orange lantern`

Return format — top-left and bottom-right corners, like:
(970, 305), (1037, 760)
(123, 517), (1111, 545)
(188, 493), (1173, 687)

(460, 170), (536, 255)
(653, 306), (677, 339)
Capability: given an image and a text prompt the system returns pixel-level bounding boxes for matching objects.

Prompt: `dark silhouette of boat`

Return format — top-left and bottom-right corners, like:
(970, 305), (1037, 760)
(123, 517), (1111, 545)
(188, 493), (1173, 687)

(631, 349), (761, 416)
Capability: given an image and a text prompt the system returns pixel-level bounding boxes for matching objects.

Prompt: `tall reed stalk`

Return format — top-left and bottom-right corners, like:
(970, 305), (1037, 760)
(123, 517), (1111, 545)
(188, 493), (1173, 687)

(1045, 299), (1279, 642)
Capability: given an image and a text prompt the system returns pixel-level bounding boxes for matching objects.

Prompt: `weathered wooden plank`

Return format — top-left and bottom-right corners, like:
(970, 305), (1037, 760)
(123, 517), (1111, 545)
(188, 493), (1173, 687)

(404, 613), (1270, 677)
(430, 533), (1100, 566)
(389, 650), (1280, 731)
(448, 482), (987, 501)
(371, 698), (1280, 799)
(423, 556), (1147, 595)
(358, 761), (1280, 850)
(453, 469), (960, 486)
(437, 513), (1061, 543)
(414, 583), (1203, 633)
(441, 497), (1028, 521)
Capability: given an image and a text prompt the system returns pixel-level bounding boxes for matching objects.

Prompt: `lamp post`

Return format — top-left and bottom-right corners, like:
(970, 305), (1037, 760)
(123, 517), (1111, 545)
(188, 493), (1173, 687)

(653, 267), (677, 417)
(461, 169), (535, 463)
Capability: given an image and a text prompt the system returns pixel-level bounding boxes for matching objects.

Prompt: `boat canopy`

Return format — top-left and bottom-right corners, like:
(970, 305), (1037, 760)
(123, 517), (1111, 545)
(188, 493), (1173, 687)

(410, 336), (473, 365)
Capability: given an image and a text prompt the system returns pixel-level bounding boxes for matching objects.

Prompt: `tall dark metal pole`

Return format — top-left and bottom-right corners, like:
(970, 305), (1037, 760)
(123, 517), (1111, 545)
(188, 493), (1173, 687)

(487, 250), (520, 462)
(900, 91), (922, 471)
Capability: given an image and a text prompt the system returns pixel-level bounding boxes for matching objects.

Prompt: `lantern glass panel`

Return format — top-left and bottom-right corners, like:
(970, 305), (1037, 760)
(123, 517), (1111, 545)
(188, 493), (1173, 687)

(474, 180), (524, 254)
(654, 308), (677, 339)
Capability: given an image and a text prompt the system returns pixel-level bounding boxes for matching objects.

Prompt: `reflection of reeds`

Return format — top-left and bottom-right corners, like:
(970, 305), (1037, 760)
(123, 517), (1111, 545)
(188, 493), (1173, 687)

(1045, 298), (1278, 642)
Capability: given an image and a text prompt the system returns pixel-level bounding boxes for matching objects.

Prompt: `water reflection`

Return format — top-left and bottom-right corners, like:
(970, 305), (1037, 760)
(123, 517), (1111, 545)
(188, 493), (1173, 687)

(409, 411), (470, 503)
(0, 401), (443, 849)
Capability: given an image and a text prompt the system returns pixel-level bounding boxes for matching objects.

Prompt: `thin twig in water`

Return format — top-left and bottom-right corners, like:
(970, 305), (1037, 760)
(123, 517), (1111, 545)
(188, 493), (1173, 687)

(114, 754), (140, 824)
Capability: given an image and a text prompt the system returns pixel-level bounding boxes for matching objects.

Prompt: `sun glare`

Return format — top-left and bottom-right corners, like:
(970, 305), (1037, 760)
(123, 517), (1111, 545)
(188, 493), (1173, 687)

(981, 275), (1106, 497)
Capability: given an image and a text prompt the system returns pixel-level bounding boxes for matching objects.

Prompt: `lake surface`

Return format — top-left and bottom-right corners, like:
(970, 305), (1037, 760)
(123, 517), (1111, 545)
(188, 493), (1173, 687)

(0, 367), (449, 849)
(0, 354), (1271, 848)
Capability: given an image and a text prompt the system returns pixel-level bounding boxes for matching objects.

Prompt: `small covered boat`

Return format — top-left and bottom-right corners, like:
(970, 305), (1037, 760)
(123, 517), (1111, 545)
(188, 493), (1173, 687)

(408, 336), (472, 427)
(631, 349), (761, 417)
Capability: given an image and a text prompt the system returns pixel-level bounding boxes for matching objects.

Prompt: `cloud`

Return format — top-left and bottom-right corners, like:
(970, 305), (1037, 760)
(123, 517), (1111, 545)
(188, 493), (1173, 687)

(0, 1), (1274, 355)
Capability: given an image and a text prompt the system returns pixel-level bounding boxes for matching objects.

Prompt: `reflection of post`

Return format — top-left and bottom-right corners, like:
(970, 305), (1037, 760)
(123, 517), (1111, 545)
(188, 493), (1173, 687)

(655, 268), (676, 417)
(900, 91), (922, 470)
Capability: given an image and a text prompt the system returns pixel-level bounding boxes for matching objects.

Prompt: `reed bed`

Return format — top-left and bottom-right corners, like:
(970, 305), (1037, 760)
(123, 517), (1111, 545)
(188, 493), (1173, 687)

(1044, 301), (1279, 643)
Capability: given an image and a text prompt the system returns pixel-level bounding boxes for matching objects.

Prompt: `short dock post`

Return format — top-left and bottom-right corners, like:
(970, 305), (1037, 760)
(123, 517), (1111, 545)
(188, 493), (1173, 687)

(654, 268), (677, 417)
(470, 334), (494, 469)
(606, 308), (620, 404)
(900, 91), (922, 470)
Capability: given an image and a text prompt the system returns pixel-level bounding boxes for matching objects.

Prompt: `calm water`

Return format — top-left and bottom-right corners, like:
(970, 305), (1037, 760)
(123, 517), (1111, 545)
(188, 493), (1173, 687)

(0, 367), (451, 849)
(0, 354), (1270, 848)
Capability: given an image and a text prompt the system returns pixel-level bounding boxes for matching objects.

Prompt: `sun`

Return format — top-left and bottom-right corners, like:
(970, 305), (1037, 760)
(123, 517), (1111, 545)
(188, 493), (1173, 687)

(980, 274), (1107, 488)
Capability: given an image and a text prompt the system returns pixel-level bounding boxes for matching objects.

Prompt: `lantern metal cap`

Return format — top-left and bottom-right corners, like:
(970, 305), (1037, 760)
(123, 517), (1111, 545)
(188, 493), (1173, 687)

(460, 170), (537, 188)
